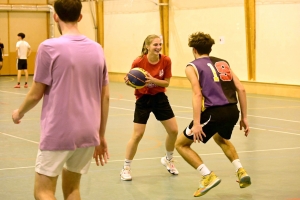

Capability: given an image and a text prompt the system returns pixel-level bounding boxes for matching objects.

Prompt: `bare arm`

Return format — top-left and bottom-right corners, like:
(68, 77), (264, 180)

(231, 69), (250, 136)
(27, 47), (31, 57)
(94, 84), (110, 166)
(185, 65), (206, 142)
(99, 84), (110, 139)
(12, 81), (46, 124)
(16, 47), (19, 59)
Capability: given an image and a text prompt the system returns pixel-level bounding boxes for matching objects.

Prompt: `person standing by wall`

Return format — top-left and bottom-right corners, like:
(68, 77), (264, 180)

(15, 32), (31, 88)
(12, 0), (110, 199)
(0, 38), (4, 74)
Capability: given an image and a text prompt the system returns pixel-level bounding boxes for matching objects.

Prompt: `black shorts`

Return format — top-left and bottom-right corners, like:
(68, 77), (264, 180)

(18, 59), (27, 70)
(0, 56), (3, 62)
(183, 104), (239, 143)
(134, 92), (175, 124)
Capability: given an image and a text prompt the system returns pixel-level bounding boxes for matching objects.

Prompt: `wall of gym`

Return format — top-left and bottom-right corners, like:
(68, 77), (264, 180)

(0, 0), (299, 87)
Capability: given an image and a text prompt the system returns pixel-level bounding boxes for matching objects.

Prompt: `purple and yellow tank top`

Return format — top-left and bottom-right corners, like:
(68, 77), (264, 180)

(187, 56), (238, 111)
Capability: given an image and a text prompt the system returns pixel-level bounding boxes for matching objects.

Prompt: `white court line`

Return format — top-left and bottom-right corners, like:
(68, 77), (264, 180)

(110, 98), (134, 102)
(1, 108), (299, 150)
(1, 146), (300, 171)
(111, 98), (300, 123)
(0, 90), (27, 95)
(109, 106), (134, 111)
(1, 87), (300, 102)
(0, 132), (39, 144)
(110, 105), (300, 123)
(108, 107), (300, 136)
(166, 88), (300, 102)
(250, 127), (300, 136)
(96, 146), (300, 163)
(248, 115), (300, 123)
(3, 92), (297, 123)
(0, 166), (35, 171)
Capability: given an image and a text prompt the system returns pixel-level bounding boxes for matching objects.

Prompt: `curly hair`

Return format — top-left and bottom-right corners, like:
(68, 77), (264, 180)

(188, 32), (215, 55)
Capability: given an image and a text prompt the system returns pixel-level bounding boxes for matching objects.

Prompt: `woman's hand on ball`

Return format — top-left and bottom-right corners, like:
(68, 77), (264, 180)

(145, 73), (154, 84)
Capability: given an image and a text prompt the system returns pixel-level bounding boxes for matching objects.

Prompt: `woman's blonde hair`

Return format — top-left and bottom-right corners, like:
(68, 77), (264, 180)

(140, 34), (161, 57)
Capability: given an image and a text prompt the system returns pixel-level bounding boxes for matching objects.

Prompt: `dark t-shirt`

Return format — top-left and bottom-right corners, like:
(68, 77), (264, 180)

(0, 43), (4, 55)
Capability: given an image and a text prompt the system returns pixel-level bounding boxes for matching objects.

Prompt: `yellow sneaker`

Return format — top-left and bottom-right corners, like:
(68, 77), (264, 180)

(194, 172), (221, 197)
(236, 168), (251, 188)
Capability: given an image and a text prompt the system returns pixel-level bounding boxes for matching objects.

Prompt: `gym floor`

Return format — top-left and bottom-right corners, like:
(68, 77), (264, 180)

(0, 75), (300, 200)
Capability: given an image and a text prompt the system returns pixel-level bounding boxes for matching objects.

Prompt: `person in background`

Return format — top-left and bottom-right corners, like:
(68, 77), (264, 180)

(15, 32), (31, 88)
(0, 38), (4, 74)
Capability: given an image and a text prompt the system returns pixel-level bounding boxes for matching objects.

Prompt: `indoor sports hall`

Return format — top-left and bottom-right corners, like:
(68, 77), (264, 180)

(0, 0), (300, 200)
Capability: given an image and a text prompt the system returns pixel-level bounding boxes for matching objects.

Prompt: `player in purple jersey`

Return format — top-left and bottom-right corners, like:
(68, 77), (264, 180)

(175, 32), (251, 197)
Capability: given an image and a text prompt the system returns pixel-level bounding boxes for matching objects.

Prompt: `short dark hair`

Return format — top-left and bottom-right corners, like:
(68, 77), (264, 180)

(188, 32), (215, 55)
(17, 33), (25, 39)
(54, 0), (82, 22)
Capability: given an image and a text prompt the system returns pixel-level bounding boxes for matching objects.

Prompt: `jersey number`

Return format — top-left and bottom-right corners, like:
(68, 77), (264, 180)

(207, 61), (232, 82)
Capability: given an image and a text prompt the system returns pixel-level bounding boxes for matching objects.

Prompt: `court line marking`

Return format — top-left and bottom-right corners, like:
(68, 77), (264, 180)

(1, 86), (300, 102)
(0, 90), (27, 95)
(112, 97), (300, 112)
(166, 88), (300, 102)
(109, 105), (300, 124)
(0, 92), (299, 123)
(0, 132), (39, 144)
(2, 94), (294, 124)
(247, 127), (300, 136)
(0, 146), (299, 171)
(247, 115), (300, 123)
(0, 77), (14, 83)
(97, 146), (300, 163)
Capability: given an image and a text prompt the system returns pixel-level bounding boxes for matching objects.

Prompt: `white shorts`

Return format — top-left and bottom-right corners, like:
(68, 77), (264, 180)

(35, 147), (95, 177)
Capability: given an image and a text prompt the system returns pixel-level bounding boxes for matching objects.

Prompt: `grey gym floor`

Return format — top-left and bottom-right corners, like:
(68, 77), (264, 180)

(0, 75), (299, 200)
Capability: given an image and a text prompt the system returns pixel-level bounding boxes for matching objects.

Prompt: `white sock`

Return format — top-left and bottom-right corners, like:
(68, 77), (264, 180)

(124, 159), (132, 168)
(232, 159), (243, 172)
(197, 164), (211, 176)
(166, 151), (174, 160)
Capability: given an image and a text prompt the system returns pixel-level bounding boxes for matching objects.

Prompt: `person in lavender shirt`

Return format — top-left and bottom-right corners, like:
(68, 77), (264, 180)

(12, 0), (110, 199)
(175, 32), (251, 197)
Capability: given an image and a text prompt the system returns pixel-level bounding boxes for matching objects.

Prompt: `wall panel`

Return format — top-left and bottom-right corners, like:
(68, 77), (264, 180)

(9, 12), (47, 75)
(0, 12), (9, 74)
(8, 0), (47, 4)
(104, 12), (160, 73)
(169, 6), (247, 79)
(256, 3), (300, 85)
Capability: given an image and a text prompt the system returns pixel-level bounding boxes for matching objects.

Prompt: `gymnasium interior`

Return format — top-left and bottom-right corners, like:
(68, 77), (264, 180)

(0, 0), (299, 199)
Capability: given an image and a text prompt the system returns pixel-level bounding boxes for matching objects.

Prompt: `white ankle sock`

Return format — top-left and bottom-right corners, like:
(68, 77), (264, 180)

(197, 164), (211, 176)
(232, 159), (243, 172)
(124, 159), (132, 168)
(166, 151), (174, 160)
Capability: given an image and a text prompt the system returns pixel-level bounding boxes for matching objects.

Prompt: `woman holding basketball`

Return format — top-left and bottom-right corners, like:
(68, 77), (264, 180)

(120, 34), (179, 181)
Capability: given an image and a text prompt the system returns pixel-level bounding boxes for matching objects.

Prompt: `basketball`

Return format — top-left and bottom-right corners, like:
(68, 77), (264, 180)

(126, 68), (147, 89)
